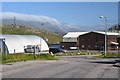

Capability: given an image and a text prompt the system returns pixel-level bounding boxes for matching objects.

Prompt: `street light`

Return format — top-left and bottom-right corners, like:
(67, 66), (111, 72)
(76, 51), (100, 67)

(99, 16), (107, 57)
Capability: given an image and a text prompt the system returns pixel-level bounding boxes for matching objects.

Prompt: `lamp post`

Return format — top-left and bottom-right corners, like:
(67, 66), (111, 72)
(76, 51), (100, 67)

(99, 16), (107, 57)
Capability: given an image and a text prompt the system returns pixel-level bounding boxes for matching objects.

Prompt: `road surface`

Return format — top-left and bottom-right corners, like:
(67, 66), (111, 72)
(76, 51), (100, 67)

(2, 56), (119, 78)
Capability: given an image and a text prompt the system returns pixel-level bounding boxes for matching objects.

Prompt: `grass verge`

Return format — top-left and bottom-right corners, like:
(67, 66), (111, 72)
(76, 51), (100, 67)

(96, 53), (120, 58)
(54, 52), (101, 56)
(1, 53), (57, 64)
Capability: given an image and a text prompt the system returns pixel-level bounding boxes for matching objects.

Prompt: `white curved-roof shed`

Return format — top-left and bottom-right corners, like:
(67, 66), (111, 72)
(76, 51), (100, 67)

(0, 34), (49, 54)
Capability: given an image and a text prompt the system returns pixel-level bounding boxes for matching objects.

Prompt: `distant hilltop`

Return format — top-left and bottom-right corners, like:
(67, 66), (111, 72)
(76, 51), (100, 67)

(1, 12), (119, 35)
(1, 12), (95, 35)
(108, 24), (120, 33)
(1, 12), (78, 35)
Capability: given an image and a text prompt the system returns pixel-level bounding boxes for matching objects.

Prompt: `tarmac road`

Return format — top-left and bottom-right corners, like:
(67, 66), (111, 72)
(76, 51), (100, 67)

(2, 56), (119, 78)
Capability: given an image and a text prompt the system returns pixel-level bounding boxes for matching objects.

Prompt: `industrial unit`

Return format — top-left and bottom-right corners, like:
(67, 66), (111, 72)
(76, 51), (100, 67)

(0, 34), (49, 54)
(61, 31), (119, 51)
(61, 32), (88, 50)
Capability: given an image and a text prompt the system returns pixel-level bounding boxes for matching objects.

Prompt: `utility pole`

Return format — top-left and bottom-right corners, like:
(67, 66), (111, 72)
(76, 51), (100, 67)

(13, 16), (16, 27)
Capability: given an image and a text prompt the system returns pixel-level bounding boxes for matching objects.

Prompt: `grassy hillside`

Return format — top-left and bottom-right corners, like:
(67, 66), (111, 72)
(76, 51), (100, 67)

(1, 25), (62, 44)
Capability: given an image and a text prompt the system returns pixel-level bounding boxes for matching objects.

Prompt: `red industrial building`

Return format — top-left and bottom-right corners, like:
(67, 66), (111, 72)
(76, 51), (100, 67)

(60, 31), (119, 51)
(61, 32), (88, 50)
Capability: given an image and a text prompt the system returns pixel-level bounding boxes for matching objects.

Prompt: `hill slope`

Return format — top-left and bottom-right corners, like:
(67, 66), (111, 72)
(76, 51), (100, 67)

(2, 12), (66, 35)
(1, 25), (62, 44)
(108, 24), (120, 32)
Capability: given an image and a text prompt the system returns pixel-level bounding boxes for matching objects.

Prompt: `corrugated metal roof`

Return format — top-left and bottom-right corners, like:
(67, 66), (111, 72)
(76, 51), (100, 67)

(63, 32), (88, 38)
(63, 31), (119, 38)
(93, 31), (119, 36)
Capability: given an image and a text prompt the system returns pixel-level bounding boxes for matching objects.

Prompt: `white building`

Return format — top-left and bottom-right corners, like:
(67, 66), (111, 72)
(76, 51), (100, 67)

(0, 34), (49, 54)
(63, 32), (88, 42)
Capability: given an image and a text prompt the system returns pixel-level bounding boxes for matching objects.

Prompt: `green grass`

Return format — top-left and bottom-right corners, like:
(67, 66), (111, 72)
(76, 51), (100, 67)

(96, 53), (120, 58)
(1, 53), (57, 64)
(0, 54), (2, 63)
(55, 52), (120, 59)
(1, 25), (62, 44)
(55, 52), (101, 56)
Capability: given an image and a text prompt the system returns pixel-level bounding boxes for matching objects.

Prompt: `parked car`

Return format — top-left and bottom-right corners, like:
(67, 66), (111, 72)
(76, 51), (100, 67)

(49, 47), (67, 54)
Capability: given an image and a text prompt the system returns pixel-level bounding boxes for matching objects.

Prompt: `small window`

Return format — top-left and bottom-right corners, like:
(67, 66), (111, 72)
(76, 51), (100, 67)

(32, 47), (34, 49)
